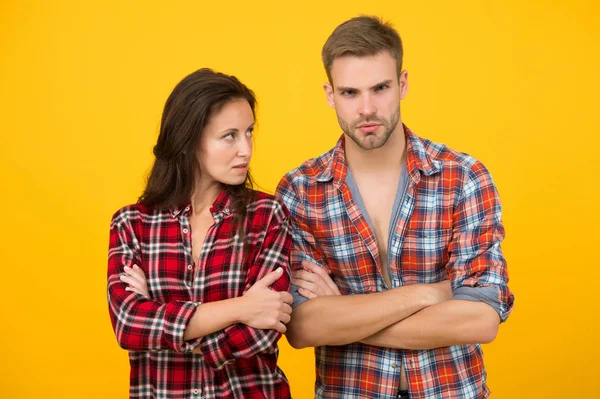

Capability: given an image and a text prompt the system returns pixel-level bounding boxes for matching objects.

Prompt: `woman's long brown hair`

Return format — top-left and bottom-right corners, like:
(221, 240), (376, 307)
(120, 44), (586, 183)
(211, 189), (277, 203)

(139, 68), (256, 239)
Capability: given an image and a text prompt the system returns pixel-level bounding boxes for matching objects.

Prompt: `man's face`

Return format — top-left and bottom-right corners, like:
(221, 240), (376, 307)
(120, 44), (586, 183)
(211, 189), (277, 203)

(324, 51), (408, 150)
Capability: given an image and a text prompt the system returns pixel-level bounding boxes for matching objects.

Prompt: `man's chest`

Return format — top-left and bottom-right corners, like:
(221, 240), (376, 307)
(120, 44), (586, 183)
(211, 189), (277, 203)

(310, 181), (454, 292)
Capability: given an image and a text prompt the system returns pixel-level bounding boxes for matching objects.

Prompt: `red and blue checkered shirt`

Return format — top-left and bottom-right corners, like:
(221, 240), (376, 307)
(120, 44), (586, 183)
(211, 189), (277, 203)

(275, 126), (514, 399)
(107, 190), (292, 398)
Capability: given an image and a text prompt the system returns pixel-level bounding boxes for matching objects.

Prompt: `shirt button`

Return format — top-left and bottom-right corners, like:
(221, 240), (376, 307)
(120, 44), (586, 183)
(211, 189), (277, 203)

(223, 207), (230, 214)
(184, 206), (190, 212)
(187, 264), (193, 271)
(391, 362), (398, 369)
(380, 284), (386, 290)
(183, 228), (189, 234)
(192, 388), (200, 395)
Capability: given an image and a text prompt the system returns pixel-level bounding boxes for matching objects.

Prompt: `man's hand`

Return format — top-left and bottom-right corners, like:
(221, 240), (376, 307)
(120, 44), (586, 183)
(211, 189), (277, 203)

(292, 260), (341, 299)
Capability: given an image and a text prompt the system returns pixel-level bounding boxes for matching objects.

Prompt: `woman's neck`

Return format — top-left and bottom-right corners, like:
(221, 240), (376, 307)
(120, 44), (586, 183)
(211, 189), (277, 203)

(190, 180), (222, 216)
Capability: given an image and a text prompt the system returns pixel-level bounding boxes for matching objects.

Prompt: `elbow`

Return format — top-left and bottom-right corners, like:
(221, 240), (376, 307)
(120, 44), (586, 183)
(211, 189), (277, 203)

(285, 318), (318, 349)
(111, 323), (134, 350)
(478, 324), (499, 344)
(285, 328), (311, 349)
(285, 302), (340, 348)
(477, 310), (500, 344)
(113, 328), (149, 351)
(284, 304), (316, 349)
(482, 319), (500, 344)
(115, 335), (135, 351)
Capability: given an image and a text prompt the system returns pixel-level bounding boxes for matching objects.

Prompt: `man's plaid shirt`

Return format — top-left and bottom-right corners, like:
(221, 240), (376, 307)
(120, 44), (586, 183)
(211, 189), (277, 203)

(275, 126), (514, 399)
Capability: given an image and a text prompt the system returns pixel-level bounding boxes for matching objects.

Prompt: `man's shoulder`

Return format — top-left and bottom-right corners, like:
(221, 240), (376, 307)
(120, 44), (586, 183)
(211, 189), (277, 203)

(414, 134), (497, 193)
(417, 135), (481, 173)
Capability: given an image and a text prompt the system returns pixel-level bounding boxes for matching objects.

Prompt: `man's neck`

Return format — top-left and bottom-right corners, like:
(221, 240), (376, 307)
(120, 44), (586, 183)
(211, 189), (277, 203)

(345, 124), (407, 175)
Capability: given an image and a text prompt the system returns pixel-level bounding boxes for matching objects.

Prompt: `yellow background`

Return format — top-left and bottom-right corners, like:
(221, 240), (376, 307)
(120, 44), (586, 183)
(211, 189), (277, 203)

(1, 0), (599, 397)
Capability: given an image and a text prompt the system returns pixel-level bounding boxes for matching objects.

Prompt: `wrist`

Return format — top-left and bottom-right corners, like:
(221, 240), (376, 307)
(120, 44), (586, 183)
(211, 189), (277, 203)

(395, 284), (435, 308)
(230, 296), (248, 324)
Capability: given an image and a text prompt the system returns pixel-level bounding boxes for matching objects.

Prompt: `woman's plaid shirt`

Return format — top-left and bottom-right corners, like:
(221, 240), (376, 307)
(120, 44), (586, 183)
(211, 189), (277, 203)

(107, 190), (292, 398)
(275, 126), (514, 399)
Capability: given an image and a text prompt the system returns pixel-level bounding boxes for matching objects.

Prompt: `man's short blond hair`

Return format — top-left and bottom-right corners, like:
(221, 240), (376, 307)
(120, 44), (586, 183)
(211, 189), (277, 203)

(322, 16), (403, 85)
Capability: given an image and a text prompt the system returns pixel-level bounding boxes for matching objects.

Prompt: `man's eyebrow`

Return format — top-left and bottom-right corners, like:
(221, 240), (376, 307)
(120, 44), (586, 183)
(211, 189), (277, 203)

(369, 80), (393, 90)
(335, 80), (393, 92)
(336, 85), (358, 92)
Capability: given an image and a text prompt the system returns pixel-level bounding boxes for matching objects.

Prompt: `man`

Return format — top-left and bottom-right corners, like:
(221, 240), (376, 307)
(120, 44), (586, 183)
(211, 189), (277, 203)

(275, 16), (514, 399)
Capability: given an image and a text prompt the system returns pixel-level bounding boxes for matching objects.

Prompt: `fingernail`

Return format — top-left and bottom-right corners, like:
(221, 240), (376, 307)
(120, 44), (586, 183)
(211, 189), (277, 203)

(133, 265), (139, 269)
(124, 266), (131, 271)
(275, 267), (282, 273)
(125, 287), (131, 291)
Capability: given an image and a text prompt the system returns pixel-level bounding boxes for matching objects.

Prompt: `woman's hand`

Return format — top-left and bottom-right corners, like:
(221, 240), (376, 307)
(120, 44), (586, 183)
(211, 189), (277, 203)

(292, 260), (341, 299)
(239, 268), (293, 333)
(120, 264), (150, 298)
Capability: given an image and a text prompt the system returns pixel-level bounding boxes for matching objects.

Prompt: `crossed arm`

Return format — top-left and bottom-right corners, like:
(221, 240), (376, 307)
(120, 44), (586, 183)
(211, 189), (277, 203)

(289, 261), (499, 350)
(108, 206), (294, 369)
(277, 161), (514, 351)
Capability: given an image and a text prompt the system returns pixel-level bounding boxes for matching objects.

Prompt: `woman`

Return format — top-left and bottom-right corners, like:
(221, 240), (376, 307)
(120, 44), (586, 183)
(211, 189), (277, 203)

(107, 68), (293, 398)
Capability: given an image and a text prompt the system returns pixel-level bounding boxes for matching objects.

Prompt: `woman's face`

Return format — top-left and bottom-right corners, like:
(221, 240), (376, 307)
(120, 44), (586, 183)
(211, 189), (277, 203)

(197, 99), (254, 187)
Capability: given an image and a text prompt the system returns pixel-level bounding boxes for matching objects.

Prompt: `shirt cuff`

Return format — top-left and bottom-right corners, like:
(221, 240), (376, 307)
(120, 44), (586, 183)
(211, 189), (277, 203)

(168, 301), (202, 352)
(199, 330), (236, 370)
(290, 282), (309, 308)
(453, 286), (506, 321)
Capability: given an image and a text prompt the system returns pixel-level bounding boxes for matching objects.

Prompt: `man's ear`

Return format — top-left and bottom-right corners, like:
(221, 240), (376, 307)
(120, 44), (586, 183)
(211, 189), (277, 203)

(399, 70), (409, 100)
(323, 82), (335, 109)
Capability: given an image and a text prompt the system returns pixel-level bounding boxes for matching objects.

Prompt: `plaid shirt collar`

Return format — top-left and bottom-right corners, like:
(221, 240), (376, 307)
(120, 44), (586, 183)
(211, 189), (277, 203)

(170, 188), (234, 219)
(315, 124), (443, 186)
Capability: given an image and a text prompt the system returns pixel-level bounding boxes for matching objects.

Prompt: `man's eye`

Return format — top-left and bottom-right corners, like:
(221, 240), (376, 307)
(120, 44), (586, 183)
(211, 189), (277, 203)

(342, 90), (356, 96)
(375, 84), (388, 91)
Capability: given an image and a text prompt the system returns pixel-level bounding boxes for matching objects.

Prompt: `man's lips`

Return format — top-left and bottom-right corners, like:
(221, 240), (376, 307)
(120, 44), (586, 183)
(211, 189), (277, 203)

(357, 123), (381, 133)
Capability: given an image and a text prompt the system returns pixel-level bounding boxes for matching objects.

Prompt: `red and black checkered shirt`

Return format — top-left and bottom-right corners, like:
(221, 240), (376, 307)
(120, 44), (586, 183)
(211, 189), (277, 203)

(107, 189), (292, 398)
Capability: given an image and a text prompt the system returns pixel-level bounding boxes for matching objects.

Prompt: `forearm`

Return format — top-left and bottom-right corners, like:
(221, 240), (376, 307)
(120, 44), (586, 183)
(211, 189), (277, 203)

(286, 285), (433, 348)
(183, 297), (243, 341)
(361, 300), (500, 349)
(195, 324), (281, 369)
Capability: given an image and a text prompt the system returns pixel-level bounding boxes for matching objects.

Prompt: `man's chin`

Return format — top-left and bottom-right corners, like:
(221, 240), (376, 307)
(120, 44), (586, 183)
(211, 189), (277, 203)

(357, 135), (386, 150)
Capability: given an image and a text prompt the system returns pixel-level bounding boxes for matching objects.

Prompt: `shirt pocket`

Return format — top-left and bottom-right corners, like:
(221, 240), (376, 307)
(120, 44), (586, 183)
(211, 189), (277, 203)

(318, 232), (375, 294)
(400, 227), (453, 284)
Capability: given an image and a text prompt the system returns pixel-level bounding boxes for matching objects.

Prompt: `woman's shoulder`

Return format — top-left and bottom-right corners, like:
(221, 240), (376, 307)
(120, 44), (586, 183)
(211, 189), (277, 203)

(248, 190), (290, 219)
(110, 202), (165, 227)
